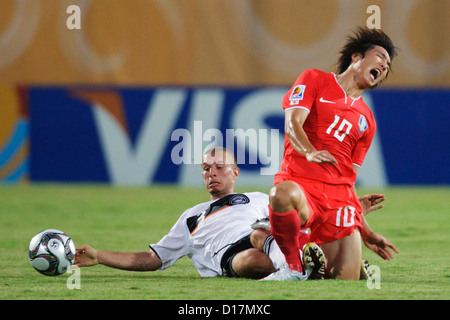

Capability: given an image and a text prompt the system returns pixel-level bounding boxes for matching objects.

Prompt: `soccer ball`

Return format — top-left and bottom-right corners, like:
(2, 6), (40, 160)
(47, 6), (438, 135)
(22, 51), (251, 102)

(28, 229), (76, 276)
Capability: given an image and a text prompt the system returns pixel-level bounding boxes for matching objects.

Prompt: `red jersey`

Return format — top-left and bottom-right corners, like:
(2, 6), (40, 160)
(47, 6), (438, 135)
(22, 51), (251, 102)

(278, 69), (376, 186)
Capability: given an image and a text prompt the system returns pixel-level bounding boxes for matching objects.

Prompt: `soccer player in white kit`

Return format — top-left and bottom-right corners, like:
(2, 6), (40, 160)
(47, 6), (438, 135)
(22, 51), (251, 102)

(74, 147), (296, 279)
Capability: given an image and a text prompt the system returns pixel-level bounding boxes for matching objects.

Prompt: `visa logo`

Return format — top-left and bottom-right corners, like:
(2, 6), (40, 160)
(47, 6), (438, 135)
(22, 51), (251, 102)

(74, 88), (286, 185)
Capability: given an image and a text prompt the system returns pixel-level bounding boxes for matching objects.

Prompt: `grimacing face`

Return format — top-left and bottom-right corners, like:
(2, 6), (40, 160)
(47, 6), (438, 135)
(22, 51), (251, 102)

(352, 45), (391, 89)
(201, 150), (239, 200)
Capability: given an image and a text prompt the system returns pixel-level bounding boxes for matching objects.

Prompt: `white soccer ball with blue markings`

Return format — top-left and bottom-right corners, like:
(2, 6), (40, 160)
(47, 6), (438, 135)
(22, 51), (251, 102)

(28, 229), (76, 276)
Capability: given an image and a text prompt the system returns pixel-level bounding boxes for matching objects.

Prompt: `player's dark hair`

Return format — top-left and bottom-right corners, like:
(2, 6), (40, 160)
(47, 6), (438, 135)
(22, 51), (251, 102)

(337, 27), (397, 75)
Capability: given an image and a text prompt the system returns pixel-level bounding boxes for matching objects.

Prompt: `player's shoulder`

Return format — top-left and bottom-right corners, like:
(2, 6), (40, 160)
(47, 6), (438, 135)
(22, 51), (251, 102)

(295, 69), (331, 87)
(354, 98), (377, 134)
(183, 200), (212, 217)
(357, 97), (376, 121)
(243, 192), (269, 203)
(300, 68), (330, 79)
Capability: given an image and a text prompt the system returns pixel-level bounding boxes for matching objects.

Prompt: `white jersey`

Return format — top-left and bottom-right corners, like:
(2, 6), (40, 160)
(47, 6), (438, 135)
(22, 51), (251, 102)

(150, 192), (269, 277)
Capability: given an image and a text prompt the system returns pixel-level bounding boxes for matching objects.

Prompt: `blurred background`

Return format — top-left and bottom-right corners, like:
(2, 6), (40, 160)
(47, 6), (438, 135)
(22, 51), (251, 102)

(1, 0), (449, 187)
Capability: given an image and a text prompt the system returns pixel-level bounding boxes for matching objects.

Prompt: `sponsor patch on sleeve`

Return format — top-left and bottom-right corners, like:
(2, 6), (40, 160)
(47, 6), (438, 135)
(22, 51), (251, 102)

(289, 85), (306, 105)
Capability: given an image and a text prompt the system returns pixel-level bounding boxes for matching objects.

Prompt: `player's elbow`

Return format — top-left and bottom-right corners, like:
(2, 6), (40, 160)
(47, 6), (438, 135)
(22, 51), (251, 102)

(133, 251), (162, 271)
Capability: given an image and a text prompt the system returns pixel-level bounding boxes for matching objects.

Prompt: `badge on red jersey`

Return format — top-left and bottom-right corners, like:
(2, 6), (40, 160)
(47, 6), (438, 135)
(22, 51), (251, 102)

(358, 115), (368, 134)
(289, 85), (306, 105)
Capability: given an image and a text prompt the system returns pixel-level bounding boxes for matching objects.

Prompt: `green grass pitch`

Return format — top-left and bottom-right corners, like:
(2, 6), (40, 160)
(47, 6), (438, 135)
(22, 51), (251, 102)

(0, 184), (448, 300)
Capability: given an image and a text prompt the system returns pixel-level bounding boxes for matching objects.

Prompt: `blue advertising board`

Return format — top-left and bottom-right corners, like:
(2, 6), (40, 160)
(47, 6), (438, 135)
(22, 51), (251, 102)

(371, 89), (450, 184)
(3, 86), (448, 186)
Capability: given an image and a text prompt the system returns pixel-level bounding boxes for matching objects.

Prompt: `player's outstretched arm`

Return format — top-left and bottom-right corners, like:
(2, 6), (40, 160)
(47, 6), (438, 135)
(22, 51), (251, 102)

(75, 245), (162, 271)
(360, 213), (399, 260)
(362, 232), (399, 260)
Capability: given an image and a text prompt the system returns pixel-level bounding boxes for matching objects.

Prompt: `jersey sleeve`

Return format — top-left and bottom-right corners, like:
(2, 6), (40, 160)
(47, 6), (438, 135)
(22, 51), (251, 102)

(352, 119), (376, 167)
(281, 69), (323, 112)
(149, 209), (191, 270)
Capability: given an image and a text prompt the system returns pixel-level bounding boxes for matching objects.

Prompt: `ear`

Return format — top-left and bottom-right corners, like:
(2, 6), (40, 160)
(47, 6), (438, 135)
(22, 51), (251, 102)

(351, 52), (362, 63)
(232, 167), (240, 180)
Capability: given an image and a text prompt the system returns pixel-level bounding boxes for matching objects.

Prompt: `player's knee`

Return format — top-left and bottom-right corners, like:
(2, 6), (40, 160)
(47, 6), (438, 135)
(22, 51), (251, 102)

(269, 181), (302, 212)
(250, 228), (271, 250)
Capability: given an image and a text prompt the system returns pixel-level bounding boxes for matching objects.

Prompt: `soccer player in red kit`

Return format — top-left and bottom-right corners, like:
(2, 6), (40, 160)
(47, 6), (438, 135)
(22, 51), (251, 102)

(263, 27), (399, 280)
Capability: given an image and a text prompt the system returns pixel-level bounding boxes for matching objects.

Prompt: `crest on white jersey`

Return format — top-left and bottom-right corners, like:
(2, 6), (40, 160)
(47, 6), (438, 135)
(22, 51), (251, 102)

(228, 194), (250, 205)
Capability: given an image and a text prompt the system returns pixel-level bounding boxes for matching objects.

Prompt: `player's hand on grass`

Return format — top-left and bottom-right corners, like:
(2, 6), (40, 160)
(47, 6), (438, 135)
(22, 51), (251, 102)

(306, 150), (338, 165)
(359, 194), (385, 216)
(74, 245), (98, 267)
(362, 231), (399, 260)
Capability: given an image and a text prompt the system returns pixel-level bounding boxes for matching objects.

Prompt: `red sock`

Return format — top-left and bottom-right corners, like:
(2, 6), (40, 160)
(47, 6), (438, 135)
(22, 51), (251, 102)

(298, 230), (311, 251)
(268, 206), (303, 272)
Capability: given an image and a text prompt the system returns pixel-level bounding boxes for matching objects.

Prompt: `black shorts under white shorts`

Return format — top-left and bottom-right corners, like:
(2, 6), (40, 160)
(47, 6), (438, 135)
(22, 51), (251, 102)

(220, 234), (253, 278)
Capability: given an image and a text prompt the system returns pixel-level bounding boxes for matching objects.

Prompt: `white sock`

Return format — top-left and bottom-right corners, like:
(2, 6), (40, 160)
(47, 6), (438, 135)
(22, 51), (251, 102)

(263, 235), (287, 270)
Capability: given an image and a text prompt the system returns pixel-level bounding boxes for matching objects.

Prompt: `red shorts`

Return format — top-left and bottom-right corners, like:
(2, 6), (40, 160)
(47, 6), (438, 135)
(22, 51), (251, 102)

(274, 171), (363, 244)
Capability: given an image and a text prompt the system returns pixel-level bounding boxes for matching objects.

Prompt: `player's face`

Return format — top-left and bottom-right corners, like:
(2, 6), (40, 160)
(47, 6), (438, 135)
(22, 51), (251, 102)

(353, 45), (391, 89)
(201, 152), (239, 200)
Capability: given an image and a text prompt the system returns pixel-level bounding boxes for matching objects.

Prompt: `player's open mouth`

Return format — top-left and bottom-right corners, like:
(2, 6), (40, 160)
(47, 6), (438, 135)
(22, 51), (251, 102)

(370, 68), (381, 81)
(209, 181), (220, 186)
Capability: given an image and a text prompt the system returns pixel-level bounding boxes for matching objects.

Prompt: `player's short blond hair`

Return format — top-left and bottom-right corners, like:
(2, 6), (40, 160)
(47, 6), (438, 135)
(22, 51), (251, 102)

(202, 147), (238, 169)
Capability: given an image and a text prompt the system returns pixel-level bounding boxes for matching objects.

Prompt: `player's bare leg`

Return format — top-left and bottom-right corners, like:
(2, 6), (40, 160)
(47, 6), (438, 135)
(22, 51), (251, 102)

(269, 181), (310, 224)
(259, 181), (312, 280)
(231, 248), (276, 279)
(319, 230), (362, 280)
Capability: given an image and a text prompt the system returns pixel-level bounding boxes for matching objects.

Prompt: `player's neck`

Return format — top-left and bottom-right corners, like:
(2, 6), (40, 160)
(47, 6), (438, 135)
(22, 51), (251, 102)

(210, 190), (234, 201)
(335, 72), (365, 99)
